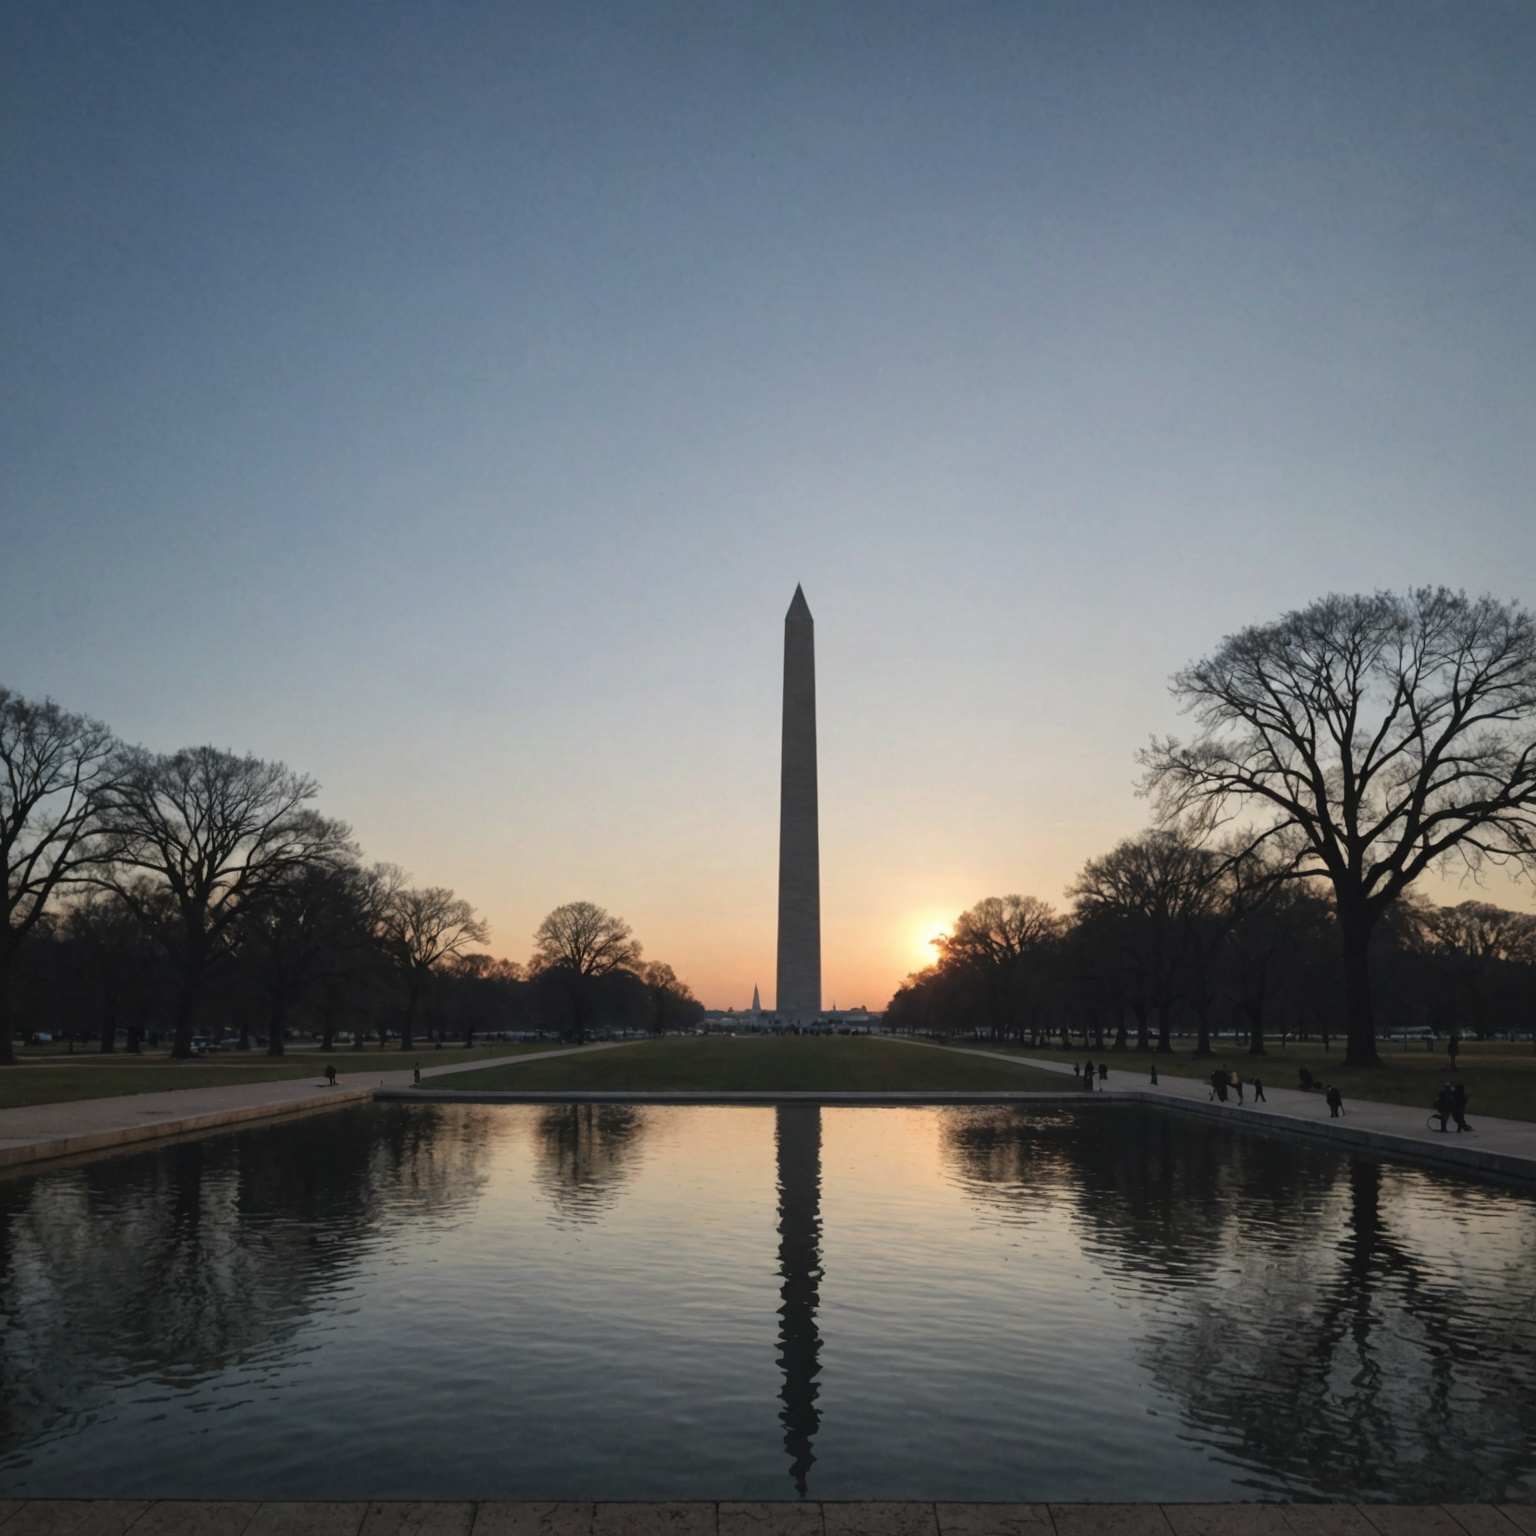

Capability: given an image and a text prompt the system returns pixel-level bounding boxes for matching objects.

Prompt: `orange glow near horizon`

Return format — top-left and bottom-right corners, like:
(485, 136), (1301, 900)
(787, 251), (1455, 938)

(911, 915), (951, 971)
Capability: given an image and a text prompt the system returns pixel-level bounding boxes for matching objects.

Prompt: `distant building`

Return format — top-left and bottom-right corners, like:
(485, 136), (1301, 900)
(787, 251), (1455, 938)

(702, 1007), (883, 1034)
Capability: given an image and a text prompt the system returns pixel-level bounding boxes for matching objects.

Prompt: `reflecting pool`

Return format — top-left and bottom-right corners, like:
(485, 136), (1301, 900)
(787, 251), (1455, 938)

(2, 1104), (1533, 1503)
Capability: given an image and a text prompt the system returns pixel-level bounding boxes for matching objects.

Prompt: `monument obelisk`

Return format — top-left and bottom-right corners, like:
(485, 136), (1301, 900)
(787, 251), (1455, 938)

(776, 584), (821, 1022)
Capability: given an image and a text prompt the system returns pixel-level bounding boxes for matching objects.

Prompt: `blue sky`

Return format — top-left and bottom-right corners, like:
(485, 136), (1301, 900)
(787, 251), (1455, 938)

(5, 0), (1535, 1005)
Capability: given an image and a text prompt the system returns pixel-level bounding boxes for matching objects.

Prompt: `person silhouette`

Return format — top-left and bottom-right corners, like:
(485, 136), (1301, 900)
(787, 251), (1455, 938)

(1434, 1081), (1453, 1133)
(1451, 1080), (1471, 1133)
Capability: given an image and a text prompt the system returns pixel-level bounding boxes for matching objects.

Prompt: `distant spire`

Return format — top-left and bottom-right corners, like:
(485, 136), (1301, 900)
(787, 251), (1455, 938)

(786, 584), (812, 622)
(752, 984), (761, 1013)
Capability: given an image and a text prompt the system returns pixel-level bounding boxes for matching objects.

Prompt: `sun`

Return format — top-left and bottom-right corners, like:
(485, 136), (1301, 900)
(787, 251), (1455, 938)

(911, 914), (951, 969)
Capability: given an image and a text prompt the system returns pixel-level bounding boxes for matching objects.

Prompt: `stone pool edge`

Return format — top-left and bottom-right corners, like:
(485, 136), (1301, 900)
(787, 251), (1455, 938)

(0, 1498), (1532, 1535)
(0, 1086), (375, 1173)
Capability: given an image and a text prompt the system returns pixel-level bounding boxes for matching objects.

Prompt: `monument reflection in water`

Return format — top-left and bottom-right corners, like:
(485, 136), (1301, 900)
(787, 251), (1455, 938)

(775, 1105), (823, 1495)
(2, 1103), (1534, 1504)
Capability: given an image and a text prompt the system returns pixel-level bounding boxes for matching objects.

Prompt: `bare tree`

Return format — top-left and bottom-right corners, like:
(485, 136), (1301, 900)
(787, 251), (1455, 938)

(101, 746), (353, 1058)
(639, 960), (703, 1036)
(1068, 831), (1218, 1053)
(376, 882), (490, 1050)
(1418, 899), (1536, 1042)
(1142, 589), (1536, 1064)
(1218, 839), (1335, 1057)
(61, 887), (164, 1054)
(934, 895), (1065, 1043)
(0, 689), (120, 1063)
(529, 902), (643, 1044)
(238, 857), (377, 1056)
(531, 901), (642, 977)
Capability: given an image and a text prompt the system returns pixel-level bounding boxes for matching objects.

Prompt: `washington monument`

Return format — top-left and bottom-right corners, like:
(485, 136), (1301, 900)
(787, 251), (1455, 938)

(776, 584), (821, 1019)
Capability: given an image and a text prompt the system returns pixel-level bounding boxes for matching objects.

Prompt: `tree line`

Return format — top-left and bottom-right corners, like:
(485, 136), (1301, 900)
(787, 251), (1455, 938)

(893, 587), (1536, 1065)
(886, 837), (1536, 1055)
(0, 690), (702, 1063)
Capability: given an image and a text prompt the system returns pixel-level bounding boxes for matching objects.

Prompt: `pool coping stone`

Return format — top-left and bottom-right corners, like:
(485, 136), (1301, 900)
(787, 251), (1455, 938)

(1, 1507), (1529, 1536)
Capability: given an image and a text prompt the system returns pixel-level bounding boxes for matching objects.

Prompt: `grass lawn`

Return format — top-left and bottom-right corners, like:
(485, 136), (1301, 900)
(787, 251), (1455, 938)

(425, 1035), (1075, 1094)
(0, 1044), (553, 1110)
(951, 1038), (1536, 1123)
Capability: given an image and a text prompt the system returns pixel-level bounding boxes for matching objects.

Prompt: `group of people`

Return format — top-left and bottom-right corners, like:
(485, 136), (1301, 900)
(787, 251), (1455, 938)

(1433, 1079), (1473, 1133)
(1069, 1057), (1471, 1133)
(1207, 1067), (1267, 1105)
(1074, 1060), (1108, 1089)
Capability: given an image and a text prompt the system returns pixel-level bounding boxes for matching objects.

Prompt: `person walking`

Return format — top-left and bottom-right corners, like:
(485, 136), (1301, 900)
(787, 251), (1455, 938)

(1326, 1084), (1344, 1119)
(1210, 1068), (1228, 1103)
(1451, 1080), (1472, 1133)
(1448, 1035), (1460, 1070)
(1098, 1061), (1108, 1086)
(1252, 1077), (1266, 1104)
(1150, 1062), (1159, 1086)
(1083, 1060), (1094, 1091)
(1231, 1070), (1245, 1105)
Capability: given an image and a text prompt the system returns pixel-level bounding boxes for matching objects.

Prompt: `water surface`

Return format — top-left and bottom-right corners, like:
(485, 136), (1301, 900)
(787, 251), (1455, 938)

(1, 1103), (1532, 1502)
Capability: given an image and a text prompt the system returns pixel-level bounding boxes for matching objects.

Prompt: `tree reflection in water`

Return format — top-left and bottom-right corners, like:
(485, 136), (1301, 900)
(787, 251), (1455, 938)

(775, 1104), (823, 1497)
(532, 1104), (648, 1226)
(941, 1105), (1536, 1503)
(0, 1104), (495, 1461)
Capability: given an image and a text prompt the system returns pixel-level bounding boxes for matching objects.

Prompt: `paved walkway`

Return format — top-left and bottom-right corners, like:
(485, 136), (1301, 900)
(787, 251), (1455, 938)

(901, 1041), (1536, 1182)
(0, 1043), (632, 1171)
(0, 1500), (1529, 1536)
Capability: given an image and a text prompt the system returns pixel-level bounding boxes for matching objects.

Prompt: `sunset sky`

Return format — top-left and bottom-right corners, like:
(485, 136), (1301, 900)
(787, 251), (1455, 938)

(6, 1), (1535, 1007)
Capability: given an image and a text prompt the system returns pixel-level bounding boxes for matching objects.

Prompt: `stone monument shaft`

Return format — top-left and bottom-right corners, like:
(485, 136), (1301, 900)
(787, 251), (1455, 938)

(776, 584), (821, 1018)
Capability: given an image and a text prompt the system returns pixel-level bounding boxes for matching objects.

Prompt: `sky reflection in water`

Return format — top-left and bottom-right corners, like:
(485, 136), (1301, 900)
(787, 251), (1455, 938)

(1, 1104), (1533, 1503)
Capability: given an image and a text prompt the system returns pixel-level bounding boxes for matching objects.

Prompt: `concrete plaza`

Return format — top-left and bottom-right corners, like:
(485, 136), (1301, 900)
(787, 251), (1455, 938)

(0, 1043), (633, 1170)
(895, 1040), (1536, 1184)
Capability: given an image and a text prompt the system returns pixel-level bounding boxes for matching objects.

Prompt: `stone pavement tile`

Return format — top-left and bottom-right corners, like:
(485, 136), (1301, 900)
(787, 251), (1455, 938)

(591, 1507), (716, 1536)
(359, 1508), (475, 1536)
(719, 1503), (824, 1536)
(1442, 1510), (1524, 1536)
(473, 1507), (593, 1536)
(1049, 1509), (1174, 1536)
(1358, 1511), (1465, 1536)
(1493, 1515), (1536, 1536)
(0, 1506), (23, 1530)
(935, 1506), (1052, 1536)
(3, 1504), (151, 1536)
(244, 1506), (368, 1536)
(128, 1504), (259, 1536)
(1281, 1511), (1378, 1536)
(1163, 1508), (1293, 1536)
(823, 1505), (938, 1536)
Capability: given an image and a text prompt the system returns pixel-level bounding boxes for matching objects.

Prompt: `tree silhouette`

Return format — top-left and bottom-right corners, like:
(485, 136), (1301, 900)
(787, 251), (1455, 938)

(100, 746), (353, 1058)
(1142, 589), (1536, 1064)
(376, 877), (490, 1050)
(0, 688), (120, 1063)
